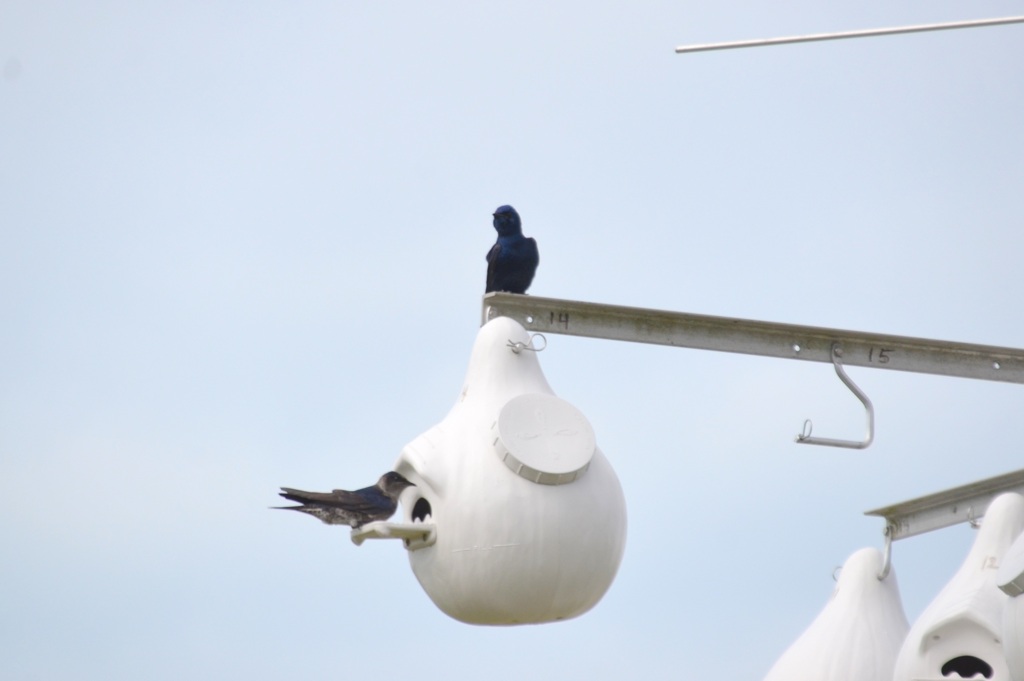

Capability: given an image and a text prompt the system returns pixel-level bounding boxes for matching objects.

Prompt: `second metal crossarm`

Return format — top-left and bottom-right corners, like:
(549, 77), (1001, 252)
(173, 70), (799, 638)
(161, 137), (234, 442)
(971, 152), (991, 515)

(865, 468), (1024, 541)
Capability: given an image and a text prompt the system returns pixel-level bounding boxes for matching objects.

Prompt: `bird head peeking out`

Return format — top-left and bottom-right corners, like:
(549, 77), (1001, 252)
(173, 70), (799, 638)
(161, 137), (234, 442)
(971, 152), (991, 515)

(378, 471), (416, 498)
(492, 205), (522, 237)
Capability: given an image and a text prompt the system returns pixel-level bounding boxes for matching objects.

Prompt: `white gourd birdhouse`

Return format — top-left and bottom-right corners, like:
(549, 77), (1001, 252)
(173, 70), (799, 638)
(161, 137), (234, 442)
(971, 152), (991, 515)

(389, 316), (628, 625)
(763, 547), (909, 681)
(893, 492), (1024, 681)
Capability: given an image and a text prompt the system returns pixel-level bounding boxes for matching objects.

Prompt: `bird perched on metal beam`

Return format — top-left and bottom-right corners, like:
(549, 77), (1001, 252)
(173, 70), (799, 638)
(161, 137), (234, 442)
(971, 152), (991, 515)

(485, 205), (539, 294)
(274, 471), (415, 527)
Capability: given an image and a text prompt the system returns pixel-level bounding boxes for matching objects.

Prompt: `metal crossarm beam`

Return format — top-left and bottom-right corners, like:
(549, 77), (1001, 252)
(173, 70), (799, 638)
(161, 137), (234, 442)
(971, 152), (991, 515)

(865, 468), (1024, 540)
(482, 293), (1024, 384)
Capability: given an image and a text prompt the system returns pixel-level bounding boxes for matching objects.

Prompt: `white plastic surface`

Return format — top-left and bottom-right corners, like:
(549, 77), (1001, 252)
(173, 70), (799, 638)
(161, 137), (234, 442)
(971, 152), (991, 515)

(493, 393), (595, 485)
(763, 547), (909, 681)
(999, 528), (1024, 680)
(350, 520), (436, 550)
(892, 492), (1024, 681)
(999, 531), (1024, 597)
(392, 317), (627, 625)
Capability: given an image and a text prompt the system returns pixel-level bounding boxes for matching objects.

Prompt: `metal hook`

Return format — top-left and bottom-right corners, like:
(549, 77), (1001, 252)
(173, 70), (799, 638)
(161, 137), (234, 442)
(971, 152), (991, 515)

(877, 524), (893, 580)
(967, 505), (981, 529)
(796, 342), (874, 449)
(507, 333), (547, 354)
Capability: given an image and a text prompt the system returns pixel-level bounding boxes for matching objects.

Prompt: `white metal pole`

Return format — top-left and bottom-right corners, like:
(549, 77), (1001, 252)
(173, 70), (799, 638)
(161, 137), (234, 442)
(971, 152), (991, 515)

(675, 15), (1024, 54)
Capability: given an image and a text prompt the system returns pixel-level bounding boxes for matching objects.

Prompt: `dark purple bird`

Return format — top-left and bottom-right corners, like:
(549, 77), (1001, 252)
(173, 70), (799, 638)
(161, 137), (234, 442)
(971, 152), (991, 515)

(274, 471), (415, 527)
(485, 205), (539, 294)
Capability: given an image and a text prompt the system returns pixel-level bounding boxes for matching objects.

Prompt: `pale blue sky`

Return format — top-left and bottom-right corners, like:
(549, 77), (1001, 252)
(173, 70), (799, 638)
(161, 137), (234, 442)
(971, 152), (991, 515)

(2, 2), (1023, 678)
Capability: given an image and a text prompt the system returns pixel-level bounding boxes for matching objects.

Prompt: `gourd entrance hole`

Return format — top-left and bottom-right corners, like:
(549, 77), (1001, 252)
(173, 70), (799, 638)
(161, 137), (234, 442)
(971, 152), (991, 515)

(412, 498), (432, 522)
(941, 656), (993, 679)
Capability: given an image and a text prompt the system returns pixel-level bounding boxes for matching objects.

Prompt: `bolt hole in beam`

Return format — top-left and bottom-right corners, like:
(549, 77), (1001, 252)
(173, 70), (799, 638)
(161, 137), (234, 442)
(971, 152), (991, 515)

(482, 293), (1024, 384)
(674, 15), (1024, 53)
